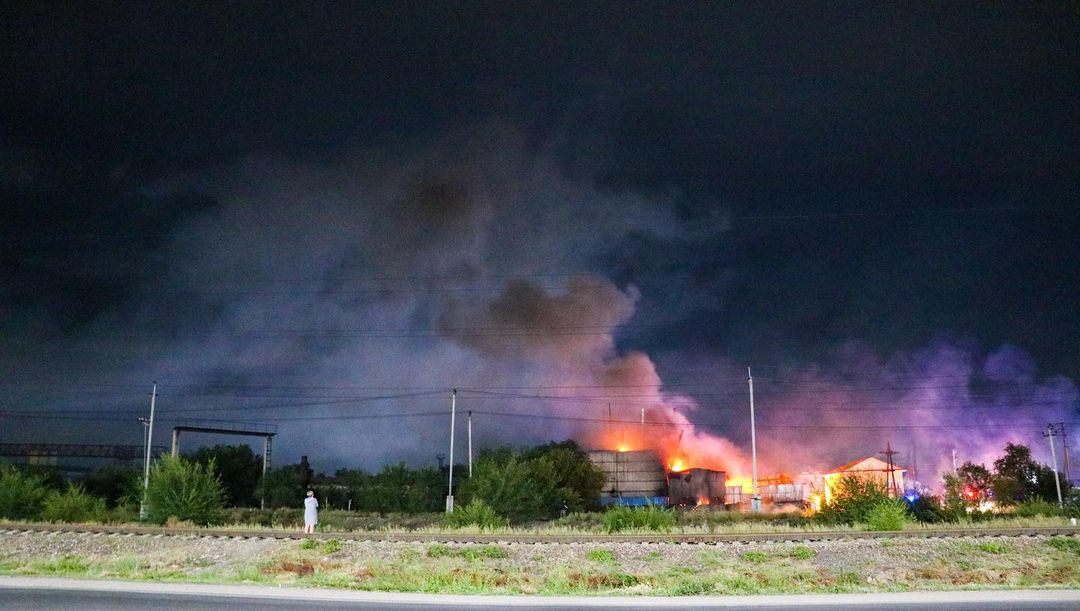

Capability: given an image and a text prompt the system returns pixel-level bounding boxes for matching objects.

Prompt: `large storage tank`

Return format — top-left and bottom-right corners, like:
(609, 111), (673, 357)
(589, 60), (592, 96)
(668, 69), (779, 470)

(587, 450), (668, 503)
(668, 468), (726, 506)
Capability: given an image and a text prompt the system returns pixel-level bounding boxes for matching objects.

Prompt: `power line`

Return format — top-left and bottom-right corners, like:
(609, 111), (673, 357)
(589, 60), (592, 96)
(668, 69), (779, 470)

(462, 409), (1080, 431)
(4, 204), (1072, 242)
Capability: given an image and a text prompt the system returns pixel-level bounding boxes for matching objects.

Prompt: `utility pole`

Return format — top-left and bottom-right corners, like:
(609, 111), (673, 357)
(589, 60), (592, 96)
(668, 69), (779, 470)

(468, 410), (473, 478)
(446, 389), (456, 513)
(748, 367), (760, 512)
(880, 442), (900, 498)
(911, 444), (918, 485)
(952, 449), (958, 473)
(1045, 424), (1063, 507)
(140, 382), (157, 521)
(1056, 422), (1072, 487)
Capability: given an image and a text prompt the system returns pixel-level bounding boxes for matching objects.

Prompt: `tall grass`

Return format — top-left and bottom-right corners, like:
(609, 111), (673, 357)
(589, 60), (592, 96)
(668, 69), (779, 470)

(1014, 498), (1062, 518)
(443, 500), (508, 530)
(603, 505), (676, 533)
(41, 485), (107, 523)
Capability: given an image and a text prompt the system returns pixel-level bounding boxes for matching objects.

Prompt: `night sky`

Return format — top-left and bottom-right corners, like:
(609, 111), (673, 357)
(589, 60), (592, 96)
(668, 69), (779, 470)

(2, 3), (1078, 481)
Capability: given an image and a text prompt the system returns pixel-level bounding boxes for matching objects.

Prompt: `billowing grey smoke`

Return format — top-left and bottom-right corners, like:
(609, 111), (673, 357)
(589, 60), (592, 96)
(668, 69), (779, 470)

(4, 122), (1076, 490)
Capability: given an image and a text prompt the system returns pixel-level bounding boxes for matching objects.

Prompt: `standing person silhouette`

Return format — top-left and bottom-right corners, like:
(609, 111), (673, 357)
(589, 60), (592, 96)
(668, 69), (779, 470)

(303, 490), (318, 534)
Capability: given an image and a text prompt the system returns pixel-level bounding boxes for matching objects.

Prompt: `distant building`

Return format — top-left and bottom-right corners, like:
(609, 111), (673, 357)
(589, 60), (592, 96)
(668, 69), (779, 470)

(824, 456), (906, 503)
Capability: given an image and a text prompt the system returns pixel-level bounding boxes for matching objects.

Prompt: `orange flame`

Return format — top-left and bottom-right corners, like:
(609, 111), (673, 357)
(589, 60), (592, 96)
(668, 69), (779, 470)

(697, 496), (710, 506)
(726, 476), (754, 493)
(589, 416), (754, 485)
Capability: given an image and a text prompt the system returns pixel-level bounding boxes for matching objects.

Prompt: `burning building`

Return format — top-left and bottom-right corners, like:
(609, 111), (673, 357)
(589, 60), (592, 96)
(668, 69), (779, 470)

(586, 449), (669, 506)
(586, 449), (730, 507)
(823, 456), (907, 504)
(667, 468), (726, 506)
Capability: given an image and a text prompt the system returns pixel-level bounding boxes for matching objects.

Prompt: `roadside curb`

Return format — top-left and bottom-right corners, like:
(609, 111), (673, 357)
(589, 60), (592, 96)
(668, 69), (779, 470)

(2, 576), (1080, 607)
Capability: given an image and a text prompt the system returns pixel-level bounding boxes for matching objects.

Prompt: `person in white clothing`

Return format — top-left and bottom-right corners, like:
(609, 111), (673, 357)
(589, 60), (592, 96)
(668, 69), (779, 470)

(303, 490), (319, 534)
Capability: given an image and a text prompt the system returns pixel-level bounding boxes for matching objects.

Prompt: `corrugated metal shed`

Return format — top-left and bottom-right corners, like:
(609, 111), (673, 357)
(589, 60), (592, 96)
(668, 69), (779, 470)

(587, 449), (668, 499)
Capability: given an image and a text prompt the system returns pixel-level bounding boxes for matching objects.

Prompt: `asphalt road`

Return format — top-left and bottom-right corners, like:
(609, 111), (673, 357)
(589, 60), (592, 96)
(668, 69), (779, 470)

(2, 579), (1080, 610)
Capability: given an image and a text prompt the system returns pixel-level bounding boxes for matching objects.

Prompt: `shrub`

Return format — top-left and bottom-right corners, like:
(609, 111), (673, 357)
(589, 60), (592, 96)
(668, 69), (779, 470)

(464, 453), (555, 523)
(104, 505), (138, 524)
(145, 455), (226, 526)
(462, 441), (608, 523)
(863, 499), (910, 531)
(816, 475), (891, 525)
(1015, 498), (1062, 518)
(186, 445), (263, 507)
(602, 504), (676, 533)
(906, 495), (950, 523)
(81, 467), (141, 509)
(41, 485), (107, 523)
(443, 499), (508, 530)
(0, 464), (50, 520)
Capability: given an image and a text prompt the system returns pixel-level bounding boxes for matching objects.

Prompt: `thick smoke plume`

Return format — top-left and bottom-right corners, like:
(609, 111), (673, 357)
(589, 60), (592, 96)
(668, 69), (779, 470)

(438, 275), (754, 479)
(5, 123), (1076, 489)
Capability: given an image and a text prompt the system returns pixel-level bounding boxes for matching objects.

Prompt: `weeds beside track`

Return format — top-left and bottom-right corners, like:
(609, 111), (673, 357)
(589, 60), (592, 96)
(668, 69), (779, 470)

(3, 522), (1077, 544)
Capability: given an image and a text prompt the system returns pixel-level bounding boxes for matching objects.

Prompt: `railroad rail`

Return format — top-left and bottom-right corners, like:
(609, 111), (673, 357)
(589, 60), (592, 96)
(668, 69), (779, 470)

(3, 523), (1077, 544)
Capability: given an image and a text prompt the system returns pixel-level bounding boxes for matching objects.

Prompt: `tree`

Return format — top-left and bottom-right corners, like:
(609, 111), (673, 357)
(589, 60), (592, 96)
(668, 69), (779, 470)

(463, 440), (609, 523)
(992, 443), (1039, 505)
(259, 464), (307, 509)
(1032, 463), (1069, 504)
(371, 464), (443, 513)
(521, 440), (607, 513)
(0, 464), (50, 520)
(989, 442), (1070, 505)
(954, 462), (993, 507)
(82, 466), (141, 509)
(941, 472), (969, 519)
(145, 455), (226, 525)
(12, 464), (65, 491)
(186, 445), (262, 507)
(466, 452), (554, 523)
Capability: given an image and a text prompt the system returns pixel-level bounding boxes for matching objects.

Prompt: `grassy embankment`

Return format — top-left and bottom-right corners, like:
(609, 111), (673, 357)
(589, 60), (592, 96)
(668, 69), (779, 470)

(0, 509), (1074, 534)
(1, 531), (1079, 595)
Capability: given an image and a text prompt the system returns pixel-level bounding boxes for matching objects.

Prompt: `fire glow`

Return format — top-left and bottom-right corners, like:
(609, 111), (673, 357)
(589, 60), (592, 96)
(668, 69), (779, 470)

(594, 423), (755, 492)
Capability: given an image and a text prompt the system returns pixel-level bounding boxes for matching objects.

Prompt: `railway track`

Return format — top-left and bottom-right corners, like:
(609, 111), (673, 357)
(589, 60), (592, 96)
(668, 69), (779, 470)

(3, 522), (1078, 544)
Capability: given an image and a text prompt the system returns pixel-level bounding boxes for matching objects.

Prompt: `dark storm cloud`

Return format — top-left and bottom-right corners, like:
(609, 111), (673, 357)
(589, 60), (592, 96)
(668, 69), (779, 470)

(1, 3), (1077, 478)
(436, 276), (638, 365)
(0, 123), (691, 468)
